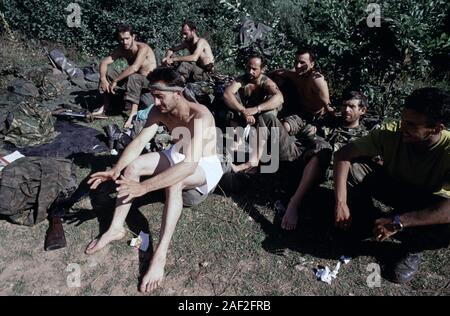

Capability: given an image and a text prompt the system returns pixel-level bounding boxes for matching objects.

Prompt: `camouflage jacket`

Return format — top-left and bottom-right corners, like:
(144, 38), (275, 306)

(0, 157), (77, 226)
(323, 122), (368, 153)
(1, 101), (58, 147)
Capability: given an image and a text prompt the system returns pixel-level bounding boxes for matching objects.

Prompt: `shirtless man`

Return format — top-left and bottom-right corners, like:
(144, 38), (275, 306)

(223, 55), (284, 173)
(273, 49), (333, 126)
(162, 21), (215, 82)
(96, 23), (157, 129)
(86, 67), (224, 292)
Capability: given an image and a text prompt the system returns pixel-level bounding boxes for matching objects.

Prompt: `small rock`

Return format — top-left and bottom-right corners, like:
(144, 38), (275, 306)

(295, 264), (306, 272)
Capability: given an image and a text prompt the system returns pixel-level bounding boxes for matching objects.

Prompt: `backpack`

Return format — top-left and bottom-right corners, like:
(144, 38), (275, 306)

(2, 102), (59, 147)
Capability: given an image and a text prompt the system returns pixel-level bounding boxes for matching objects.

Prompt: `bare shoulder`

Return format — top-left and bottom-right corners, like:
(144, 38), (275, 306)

(199, 38), (212, 48)
(310, 71), (328, 87)
(265, 76), (278, 87)
(311, 71), (325, 82)
(191, 102), (215, 125)
(136, 42), (151, 52)
(144, 106), (162, 128)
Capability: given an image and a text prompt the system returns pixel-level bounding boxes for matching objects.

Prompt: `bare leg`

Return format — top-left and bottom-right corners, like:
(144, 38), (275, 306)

(93, 94), (111, 115)
(232, 126), (267, 173)
(282, 156), (322, 230)
(86, 153), (171, 254)
(124, 103), (138, 129)
(140, 166), (206, 292)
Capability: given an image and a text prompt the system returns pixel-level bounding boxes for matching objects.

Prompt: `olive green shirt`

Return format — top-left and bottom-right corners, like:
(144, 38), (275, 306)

(352, 122), (450, 197)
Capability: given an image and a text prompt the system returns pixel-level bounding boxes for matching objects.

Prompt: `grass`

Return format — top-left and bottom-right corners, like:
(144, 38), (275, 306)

(0, 36), (449, 296)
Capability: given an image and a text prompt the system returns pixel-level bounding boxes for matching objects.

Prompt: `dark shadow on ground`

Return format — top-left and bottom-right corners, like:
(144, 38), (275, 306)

(218, 160), (403, 265)
(70, 89), (125, 115)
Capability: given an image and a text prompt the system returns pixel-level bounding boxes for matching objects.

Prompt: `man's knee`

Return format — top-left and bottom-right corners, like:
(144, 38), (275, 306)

(182, 189), (208, 208)
(124, 160), (143, 178)
(258, 112), (278, 126)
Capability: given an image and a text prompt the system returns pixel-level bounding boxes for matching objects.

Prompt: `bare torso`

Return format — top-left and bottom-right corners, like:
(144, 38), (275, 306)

(121, 42), (157, 76)
(285, 70), (327, 115)
(155, 102), (217, 158)
(238, 75), (269, 107)
(186, 38), (214, 68)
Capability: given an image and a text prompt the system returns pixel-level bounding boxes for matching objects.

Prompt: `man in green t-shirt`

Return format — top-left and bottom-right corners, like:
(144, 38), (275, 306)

(334, 87), (450, 283)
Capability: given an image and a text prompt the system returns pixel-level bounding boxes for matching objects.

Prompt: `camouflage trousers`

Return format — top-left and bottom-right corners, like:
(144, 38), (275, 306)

(255, 111), (331, 163)
(176, 62), (214, 82)
(0, 157), (77, 226)
(101, 68), (149, 106)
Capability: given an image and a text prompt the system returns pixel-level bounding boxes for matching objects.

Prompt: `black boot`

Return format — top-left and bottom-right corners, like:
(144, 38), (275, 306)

(391, 252), (422, 284)
(44, 216), (67, 251)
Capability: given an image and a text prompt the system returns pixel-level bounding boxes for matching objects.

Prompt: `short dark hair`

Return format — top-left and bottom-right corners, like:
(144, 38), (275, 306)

(404, 87), (450, 126)
(248, 54), (266, 68)
(182, 20), (197, 31)
(296, 48), (316, 63)
(147, 67), (185, 88)
(342, 90), (368, 109)
(115, 23), (134, 38)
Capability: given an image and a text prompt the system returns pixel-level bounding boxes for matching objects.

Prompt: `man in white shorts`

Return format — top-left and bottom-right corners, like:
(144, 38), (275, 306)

(85, 67), (223, 292)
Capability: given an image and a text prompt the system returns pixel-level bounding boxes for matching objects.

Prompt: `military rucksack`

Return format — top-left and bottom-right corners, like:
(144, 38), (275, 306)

(2, 101), (59, 147)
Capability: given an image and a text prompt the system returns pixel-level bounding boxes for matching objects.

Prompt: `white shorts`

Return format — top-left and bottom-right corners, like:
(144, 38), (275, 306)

(162, 146), (224, 195)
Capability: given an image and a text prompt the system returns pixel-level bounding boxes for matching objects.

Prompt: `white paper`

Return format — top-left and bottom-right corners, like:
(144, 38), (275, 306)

(3, 151), (25, 163)
(0, 151), (25, 171)
(138, 232), (150, 252)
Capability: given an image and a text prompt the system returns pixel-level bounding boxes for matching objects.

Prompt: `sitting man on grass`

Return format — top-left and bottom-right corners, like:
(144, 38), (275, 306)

(162, 20), (215, 83)
(281, 90), (372, 230)
(96, 23), (157, 129)
(334, 87), (450, 283)
(86, 67), (224, 292)
(223, 54), (284, 173)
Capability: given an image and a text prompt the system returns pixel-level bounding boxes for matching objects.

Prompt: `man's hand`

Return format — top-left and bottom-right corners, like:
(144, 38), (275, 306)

(163, 57), (174, 66)
(99, 79), (111, 94)
(334, 201), (352, 230)
(88, 168), (120, 190)
(242, 107), (259, 117)
(244, 114), (256, 125)
(110, 80), (118, 95)
(373, 217), (398, 241)
(116, 175), (148, 204)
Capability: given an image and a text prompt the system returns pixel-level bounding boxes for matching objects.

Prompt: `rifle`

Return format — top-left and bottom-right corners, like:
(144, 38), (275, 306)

(52, 108), (108, 122)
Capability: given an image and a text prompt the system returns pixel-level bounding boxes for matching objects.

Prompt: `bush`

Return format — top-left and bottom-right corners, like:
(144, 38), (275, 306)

(2, 0), (449, 118)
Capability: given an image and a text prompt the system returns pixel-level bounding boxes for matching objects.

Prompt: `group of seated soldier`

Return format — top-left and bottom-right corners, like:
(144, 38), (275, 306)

(87, 21), (450, 292)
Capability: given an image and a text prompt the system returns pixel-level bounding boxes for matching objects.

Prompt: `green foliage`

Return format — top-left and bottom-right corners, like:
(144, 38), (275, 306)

(2, 0), (449, 118)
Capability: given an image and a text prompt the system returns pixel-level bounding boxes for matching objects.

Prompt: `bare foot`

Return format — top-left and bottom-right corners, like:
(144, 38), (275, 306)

(92, 106), (105, 116)
(85, 227), (126, 255)
(281, 202), (299, 230)
(139, 255), (166, 293)
(124, 119), (133, 129)
(231, 162), (258, 174)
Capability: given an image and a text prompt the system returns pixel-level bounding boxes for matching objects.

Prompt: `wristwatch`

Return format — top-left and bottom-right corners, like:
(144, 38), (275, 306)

(392, 215), (404, 232)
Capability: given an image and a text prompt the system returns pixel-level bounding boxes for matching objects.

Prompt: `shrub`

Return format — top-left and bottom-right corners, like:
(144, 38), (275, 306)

(2, 0), (449, 118)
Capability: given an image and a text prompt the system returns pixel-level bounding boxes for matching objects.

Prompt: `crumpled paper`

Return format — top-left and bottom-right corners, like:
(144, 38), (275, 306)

(315, 256), (352, 285)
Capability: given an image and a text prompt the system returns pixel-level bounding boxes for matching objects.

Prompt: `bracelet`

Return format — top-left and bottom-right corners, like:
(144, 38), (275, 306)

(257, 106), (261, 114)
